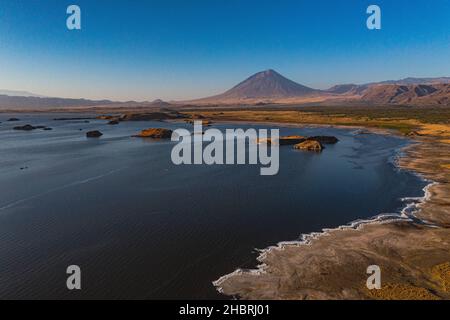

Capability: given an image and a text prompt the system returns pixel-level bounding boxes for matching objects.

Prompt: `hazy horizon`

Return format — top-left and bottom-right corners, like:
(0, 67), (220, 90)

(1, 0), (449, 101)
(2, 72), (450, 102)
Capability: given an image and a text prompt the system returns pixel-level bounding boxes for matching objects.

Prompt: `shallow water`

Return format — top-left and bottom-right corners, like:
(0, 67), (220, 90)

(0, 113), (427, 299)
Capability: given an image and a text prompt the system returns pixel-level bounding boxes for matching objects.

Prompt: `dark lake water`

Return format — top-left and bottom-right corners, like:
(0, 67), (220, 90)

(0, 113), (427, 299)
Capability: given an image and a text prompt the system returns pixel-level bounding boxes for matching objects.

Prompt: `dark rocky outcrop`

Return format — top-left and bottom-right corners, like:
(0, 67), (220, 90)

(405, 130), (423, 137)
(307, 136), (339, 144)
(108, 120), (120, 125)
(86, 130), (103, 138)
(257, 135), (338, 147)
(278, 136), (307, 145)
(13, 124), (35, 131)
(8, 118), (20, 121)
(185, 119), (212, 126)
(133, 128), (173, 139)
(13, 124), (53, 131)
(257, 135), (306, 146)
(54, 117), (94, 121)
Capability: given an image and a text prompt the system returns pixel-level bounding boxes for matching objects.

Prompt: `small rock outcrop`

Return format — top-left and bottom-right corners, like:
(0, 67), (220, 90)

(13, 124), (53, 131)
(108, 120), (120, 125)
(97, 115), (116, 120)
(294, 140), (324, 152)
(405, 131), (422, 137)
(185, 119), (212, 126)
(86, 130), (103, 138)
(7, 118), (20, 122)
(133, 128), (173, 139)
(54, 117), (93, 121)
(13, 124), (35, 131)
(257, 135), (306, 146)
(354, 129), (371, 135)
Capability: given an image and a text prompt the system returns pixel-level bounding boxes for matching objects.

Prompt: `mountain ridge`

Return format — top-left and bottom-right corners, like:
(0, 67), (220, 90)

(361, 83), (449, 105)
(0, 89), (45, 98)
(0, 71), (449, 109)
(187, 71), (450, 105)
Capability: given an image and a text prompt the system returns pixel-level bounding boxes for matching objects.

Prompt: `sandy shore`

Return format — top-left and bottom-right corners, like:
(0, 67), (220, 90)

(213, 124), (450, 300)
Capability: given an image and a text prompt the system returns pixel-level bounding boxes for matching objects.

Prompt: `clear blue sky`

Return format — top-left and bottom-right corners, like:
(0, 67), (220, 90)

(0, 0), (449, 101)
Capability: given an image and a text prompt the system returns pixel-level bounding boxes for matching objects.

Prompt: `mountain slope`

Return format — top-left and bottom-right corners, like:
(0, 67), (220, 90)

(193, 69), (318, 103)
(372, 77), (450, 85)
(361, 84), (449, 105)
(326, 84), (360, 94)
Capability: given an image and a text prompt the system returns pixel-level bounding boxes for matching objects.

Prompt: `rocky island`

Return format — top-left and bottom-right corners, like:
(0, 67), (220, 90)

(257, 135), (336, 152)
(293, 140), (324, 152)
(13, 124), (52, 131)
(133, 128), (173, 139)
(86, 130), (103, 138)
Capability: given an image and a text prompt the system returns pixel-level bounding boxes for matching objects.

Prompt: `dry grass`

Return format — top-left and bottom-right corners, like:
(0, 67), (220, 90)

(365, 283), (440, 300)
(365, 262), (450, 299)
(186, 106), (450, 138)
(418, 124), (450, 138)
(431, 262), (450, 292)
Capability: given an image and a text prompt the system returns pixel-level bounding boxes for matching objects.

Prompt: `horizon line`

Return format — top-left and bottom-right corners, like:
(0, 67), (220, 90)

(1, 71), (449, 102)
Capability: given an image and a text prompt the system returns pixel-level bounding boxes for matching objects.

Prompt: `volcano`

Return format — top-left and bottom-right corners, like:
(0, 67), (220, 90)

(195, 69), (318, 103)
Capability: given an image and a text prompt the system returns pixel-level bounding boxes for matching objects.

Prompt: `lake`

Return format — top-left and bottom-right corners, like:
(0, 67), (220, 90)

(0, 114), (427, 299)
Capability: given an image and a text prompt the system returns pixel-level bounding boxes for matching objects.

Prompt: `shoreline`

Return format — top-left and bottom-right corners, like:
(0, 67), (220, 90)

(208, 118), (450, 300)
(213, 141), (436, 294)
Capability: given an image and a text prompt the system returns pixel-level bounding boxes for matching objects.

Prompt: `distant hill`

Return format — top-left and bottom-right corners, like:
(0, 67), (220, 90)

(326, 77), (450, 95)
(150, 99), (172, 107)
(0, 94), (176, 110)
(361, 83), (449, 105)
(372, 77), (450, 85)
(191, 69), (319, 103)
(0, 95), (117, 109)
(326, 84), (360, 94)
(0, 89), (45, 98)
(322, 77), (450, 106)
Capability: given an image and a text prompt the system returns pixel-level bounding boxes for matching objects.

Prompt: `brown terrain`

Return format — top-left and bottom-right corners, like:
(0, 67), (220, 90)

(361, 83), (449, 105)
